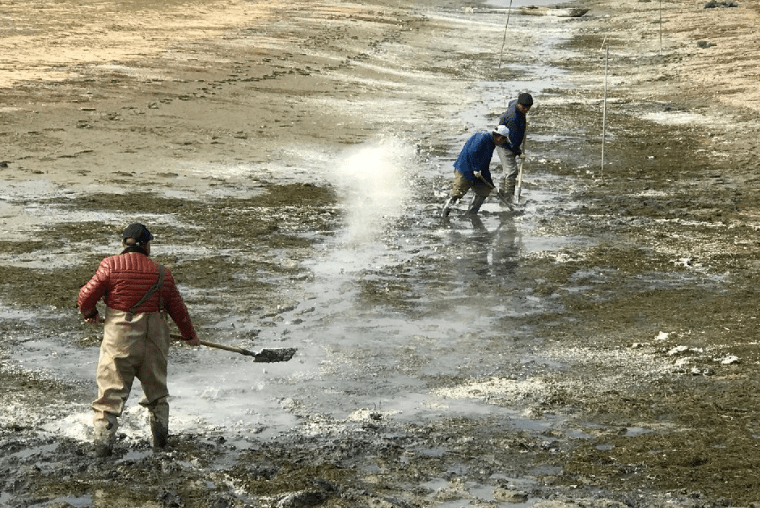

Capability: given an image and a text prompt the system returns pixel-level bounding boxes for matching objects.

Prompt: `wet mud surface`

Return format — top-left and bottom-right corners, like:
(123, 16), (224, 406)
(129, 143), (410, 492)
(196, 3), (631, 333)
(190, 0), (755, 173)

(2, 0), (760, 506)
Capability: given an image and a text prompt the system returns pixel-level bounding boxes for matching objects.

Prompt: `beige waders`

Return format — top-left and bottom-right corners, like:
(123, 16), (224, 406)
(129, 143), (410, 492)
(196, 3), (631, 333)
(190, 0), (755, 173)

(92, 308), (171, 455)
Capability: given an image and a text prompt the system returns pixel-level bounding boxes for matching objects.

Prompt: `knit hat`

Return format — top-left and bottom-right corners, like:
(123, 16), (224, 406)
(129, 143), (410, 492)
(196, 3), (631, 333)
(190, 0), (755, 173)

(517, 93), (534, 107)
(122, 223), (154, 245)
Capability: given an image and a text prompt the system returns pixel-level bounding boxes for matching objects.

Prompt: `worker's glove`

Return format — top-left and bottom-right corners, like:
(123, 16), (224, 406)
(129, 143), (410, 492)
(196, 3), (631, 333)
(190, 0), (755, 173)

(473, 171), (482, 180)
(83, 311), (100, 324)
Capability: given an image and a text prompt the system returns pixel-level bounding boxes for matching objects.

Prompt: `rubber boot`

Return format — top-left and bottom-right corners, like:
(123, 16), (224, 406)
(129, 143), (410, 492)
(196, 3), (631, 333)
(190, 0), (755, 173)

(505, 181), (516, 203)
(150, 415), (169, 450)
(441, 196), (459, 218)
(464, 194), (486, 217)
(148, 402), (170, 450)
(494, 188), (511, 209)
(93, 419), (117, 458)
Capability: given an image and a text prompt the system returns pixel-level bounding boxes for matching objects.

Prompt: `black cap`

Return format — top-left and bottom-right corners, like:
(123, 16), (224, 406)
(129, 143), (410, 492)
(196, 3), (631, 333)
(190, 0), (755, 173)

(517, 93), (534, 107)
(122, 223), (153, 245)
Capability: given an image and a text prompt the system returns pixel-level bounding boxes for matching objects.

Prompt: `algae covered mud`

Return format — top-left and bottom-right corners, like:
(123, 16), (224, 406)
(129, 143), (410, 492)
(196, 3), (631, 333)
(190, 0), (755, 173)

(2, 0), (760, 506)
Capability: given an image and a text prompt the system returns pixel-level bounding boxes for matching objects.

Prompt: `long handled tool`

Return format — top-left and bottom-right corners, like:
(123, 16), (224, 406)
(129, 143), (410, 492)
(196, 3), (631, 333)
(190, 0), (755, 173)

(171, 334), (296, 362)
(497, 0), (514, 69)
(515, 123), (527, 203)
(515, 157), (525, 203)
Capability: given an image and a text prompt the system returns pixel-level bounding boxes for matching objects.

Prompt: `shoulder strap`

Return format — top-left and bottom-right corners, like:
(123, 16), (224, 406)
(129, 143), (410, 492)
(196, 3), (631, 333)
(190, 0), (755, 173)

(129, 265), (165, 315)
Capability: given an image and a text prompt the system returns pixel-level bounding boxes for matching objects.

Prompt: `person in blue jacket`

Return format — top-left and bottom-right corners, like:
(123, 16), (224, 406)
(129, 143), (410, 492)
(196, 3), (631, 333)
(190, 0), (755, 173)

(441, 125), (511, 217)
(496, 92), (533, 202)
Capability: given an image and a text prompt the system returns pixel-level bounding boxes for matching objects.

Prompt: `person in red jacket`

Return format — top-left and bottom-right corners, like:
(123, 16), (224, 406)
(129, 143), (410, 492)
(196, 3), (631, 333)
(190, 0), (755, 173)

(78, 223), (200, 457)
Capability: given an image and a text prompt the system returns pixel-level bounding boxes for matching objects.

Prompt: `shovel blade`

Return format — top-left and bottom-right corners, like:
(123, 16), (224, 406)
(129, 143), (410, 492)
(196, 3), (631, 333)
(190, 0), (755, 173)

(253, 348), (297, 362)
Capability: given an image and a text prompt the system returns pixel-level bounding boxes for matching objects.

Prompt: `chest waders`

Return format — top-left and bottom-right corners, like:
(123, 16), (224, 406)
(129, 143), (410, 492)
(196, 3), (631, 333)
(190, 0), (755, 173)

(92, 266), (168, 457)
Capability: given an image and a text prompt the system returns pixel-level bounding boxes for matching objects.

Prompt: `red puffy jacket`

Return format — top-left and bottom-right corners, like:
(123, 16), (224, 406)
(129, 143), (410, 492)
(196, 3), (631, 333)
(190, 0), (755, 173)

(78, 250), (197, 340)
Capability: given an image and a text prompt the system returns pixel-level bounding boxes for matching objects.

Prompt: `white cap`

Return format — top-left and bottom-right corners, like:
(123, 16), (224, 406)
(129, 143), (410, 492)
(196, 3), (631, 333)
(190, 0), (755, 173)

(493, 125), (510, 137)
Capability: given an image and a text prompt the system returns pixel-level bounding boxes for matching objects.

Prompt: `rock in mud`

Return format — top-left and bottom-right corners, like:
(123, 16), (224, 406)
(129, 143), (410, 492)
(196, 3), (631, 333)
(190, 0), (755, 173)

(276, 490), (328, 508)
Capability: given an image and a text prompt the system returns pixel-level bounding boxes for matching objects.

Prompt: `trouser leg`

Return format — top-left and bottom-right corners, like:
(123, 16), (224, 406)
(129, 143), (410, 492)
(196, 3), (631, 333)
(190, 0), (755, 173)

(92, 310), (139, 456)
(464, 194), (487, 216)
(503, 180), (516, 200)
(92, 354), (135, 423)
(465, 173), (492, 216)
(442, 170), (471, 217)
(496, 147), (519, 201)
(441, 196), (459, 217)
(137, 312), (171, 449)
(143, 397), (169, 449)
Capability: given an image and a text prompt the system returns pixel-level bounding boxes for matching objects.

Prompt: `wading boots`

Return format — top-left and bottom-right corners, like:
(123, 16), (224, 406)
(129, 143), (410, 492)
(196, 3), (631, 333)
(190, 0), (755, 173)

(93, 419), (117, 458)
(441, 196), (459, 218)
(464, 194), (486, 217)
(150, 415), (169, 450)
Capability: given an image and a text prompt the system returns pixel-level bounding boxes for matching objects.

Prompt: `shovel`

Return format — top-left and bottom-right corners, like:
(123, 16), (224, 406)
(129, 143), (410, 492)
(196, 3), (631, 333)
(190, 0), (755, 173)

(515, 123), (527, 203)
(171, 334), (296, 362)
(515, 155), (525, 203)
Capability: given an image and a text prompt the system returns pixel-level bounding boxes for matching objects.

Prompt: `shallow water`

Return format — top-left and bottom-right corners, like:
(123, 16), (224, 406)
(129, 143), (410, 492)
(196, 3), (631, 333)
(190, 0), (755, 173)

(13, 152), (587, 448)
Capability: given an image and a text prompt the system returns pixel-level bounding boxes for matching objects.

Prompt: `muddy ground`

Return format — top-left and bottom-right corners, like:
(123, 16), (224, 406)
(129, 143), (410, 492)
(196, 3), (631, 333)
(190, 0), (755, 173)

(2, 0), (760, 507)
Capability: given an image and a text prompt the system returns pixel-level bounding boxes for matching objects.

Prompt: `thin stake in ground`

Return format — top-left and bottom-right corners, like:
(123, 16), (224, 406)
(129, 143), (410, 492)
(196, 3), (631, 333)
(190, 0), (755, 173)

(601, 43), (608, 180)
(497, 0), (514, 69)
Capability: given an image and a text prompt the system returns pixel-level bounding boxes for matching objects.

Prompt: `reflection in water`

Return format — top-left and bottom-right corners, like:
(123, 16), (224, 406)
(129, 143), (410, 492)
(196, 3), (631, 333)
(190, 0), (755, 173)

(444, 212), (523, 283)
(467, 214), (522, 279)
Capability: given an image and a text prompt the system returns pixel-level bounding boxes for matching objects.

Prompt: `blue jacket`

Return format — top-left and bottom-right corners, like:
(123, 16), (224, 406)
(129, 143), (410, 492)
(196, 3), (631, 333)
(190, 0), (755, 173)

(498, 99), (526, 155)
(453, 132), (496, 185)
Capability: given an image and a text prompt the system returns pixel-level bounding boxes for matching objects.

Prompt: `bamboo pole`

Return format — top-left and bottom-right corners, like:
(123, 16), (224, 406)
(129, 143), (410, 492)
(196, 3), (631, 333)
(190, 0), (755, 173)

(659, 0), (663, 54)
(497, 0), (514, 69)
(601, 44), (608, 180)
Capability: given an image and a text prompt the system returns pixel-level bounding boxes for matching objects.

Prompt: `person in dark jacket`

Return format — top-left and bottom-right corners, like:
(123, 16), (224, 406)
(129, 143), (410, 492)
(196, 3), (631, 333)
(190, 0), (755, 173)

(441, 125), (511, 217)
(78, 223), (200, 457)
(496, 92), (533, 202)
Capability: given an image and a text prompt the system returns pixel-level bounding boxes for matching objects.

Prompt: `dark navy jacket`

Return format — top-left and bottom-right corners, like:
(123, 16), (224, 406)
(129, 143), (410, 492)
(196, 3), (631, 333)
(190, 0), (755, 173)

(498, 99), (526, 156)
(453, 132), (497, 185)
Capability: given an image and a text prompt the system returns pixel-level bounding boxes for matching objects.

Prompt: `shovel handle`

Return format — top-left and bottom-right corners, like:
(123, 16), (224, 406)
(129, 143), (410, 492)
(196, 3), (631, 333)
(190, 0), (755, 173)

(170, 334), (257, 356)
(475, 172), (495, 189)
(516, 123), (527, 200)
